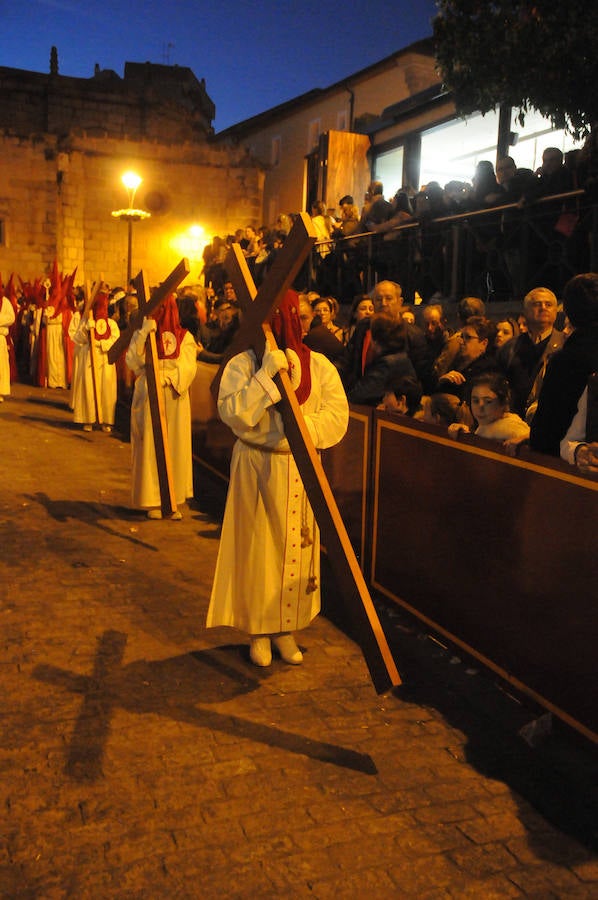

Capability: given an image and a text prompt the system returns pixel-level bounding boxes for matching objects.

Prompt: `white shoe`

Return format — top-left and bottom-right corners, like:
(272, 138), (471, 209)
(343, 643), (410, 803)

(101, 425), (112, 433)
(272, 633), (303, 665)
(249, 637), (272, 667)
(83, 424), (92, 432)
(147, 508), (162, 520)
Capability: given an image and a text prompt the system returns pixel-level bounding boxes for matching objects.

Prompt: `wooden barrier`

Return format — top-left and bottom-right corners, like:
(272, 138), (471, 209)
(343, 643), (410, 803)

(365, 412), (598, 743)
(191, 397), (598, 742)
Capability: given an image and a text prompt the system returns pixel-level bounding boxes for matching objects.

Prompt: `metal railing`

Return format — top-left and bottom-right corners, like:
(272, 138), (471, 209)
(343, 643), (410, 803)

(308, 189), (596, 304)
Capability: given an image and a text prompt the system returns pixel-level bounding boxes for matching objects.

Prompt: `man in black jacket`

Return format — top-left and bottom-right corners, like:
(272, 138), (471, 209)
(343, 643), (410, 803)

(530, 273), (598, 456)
(498, 287), (564, 418)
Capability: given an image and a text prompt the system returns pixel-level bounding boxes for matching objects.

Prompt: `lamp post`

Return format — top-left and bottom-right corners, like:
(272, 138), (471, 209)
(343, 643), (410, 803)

(111, 171), (150, 285)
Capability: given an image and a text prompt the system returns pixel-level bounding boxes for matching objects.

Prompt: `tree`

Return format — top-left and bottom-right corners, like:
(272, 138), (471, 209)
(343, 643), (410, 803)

(433, 1), (598, 142)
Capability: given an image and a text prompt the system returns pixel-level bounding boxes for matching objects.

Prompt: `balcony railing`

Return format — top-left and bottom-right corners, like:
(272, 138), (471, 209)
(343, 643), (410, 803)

(308, 189), (596, 304)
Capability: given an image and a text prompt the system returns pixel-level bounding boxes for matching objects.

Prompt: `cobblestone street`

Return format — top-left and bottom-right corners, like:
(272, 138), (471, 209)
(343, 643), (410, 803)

(1, 383), (597, 899)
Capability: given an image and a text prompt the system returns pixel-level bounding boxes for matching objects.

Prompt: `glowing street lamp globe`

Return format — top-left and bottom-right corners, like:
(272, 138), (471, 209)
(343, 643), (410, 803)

(111, 171), (151, 283)
(121, 171), (142, 206)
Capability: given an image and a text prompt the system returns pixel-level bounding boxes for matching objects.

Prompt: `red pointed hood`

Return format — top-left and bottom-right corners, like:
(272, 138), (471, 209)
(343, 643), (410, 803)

(270, 289), (311, 405)
(151, 293), (187, 359)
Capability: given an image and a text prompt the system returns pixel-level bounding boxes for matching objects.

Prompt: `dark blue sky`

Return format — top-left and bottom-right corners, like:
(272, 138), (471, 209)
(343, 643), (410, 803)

(2, 1), (437, 132)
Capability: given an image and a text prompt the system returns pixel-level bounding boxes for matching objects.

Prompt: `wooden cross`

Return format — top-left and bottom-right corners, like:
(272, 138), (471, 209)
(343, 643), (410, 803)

(107, 258), (190, 365)
(215, 213), (401, 694)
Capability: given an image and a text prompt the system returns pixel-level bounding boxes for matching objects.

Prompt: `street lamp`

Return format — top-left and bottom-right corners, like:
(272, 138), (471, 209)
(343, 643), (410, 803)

(111, 171), (151, 285)
(122, 171), (142, 208)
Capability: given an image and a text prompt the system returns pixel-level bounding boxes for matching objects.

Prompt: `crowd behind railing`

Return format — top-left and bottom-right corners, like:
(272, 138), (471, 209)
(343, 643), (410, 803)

(200, 143), (598, 309)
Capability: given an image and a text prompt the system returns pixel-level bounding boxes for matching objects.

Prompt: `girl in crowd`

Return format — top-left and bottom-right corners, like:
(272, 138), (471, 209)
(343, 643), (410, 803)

(448, 372), (529, 443)
(346, 294), (374, 342)
(494, 316), (519, 348)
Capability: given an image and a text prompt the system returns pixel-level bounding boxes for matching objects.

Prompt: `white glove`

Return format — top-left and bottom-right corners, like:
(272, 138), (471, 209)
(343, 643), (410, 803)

(86, 317), (95, 331)
(141, 316), (157, 335)
(160, 375), (172, 387)
(260, 348), (288, 378)
(285, 349), (302, 391)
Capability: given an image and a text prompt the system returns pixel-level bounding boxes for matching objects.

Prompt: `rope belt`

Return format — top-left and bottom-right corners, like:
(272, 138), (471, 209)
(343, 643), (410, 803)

(238, 437), (291, 455)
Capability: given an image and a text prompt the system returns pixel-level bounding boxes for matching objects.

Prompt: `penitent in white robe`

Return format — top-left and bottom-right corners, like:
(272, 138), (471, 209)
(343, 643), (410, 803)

(44, 309), (68, 388)
(126, 328), (197, 509)
(69, 314), (120, 425)
(206, 349), (349, 636)
(0, 296), (16, 397)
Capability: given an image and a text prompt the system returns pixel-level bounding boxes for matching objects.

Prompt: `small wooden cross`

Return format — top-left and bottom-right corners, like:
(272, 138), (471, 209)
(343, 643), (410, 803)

(107, 258), (190, 365)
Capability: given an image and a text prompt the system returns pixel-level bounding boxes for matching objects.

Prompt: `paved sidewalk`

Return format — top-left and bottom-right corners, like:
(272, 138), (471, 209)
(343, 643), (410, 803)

(1, 383), (597, 899)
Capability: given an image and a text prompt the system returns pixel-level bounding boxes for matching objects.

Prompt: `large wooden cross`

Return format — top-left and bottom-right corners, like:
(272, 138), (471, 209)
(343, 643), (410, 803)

(214, 213), (401, 694)
(107, 259), (190, 517)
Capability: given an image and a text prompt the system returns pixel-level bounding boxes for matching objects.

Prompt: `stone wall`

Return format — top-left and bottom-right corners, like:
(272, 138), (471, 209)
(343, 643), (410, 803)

(0, 63), (264, 289)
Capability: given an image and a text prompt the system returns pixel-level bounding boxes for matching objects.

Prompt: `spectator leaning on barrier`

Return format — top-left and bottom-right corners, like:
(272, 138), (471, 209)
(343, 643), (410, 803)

(448, 372), (529, 446)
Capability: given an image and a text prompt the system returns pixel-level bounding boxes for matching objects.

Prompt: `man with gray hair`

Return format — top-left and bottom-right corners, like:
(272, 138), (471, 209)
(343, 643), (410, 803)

(498, 286), (565, 418)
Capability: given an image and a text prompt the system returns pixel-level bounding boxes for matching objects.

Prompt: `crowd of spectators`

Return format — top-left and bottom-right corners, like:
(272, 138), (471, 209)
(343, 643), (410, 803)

(258, 275), (595, 478)
(253, 143), (598, 304)
(196, 139), (598, 313)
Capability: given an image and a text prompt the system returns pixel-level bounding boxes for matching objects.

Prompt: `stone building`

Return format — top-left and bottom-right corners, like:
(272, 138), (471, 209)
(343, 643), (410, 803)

(0, 53), (264, 287)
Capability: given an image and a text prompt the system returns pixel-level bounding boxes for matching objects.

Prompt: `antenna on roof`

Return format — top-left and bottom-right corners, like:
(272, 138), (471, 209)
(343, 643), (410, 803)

(162, 42), (175, 65)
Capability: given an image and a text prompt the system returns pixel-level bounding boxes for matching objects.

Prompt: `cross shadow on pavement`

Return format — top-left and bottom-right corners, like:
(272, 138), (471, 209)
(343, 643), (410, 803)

(33, 630), (378, 783)
(26, 492), (159, 551)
